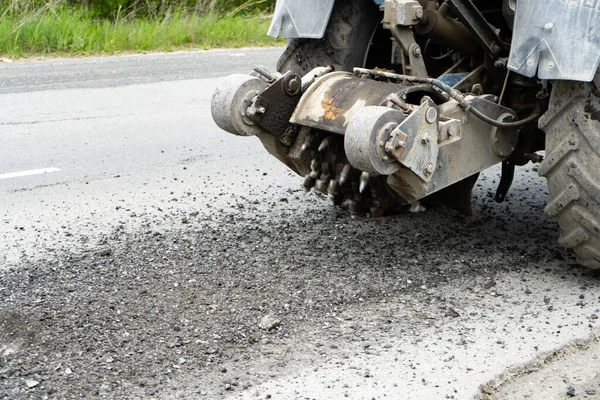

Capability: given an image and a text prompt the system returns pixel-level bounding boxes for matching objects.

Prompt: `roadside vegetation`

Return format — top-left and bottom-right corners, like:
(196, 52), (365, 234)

(0, 0), (282, 57)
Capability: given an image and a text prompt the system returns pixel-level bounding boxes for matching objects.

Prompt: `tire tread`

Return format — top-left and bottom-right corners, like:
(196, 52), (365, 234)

(542, 79), (600, 268)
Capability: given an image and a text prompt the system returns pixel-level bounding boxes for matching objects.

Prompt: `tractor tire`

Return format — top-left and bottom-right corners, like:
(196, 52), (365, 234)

(538, 74), (600, 269)
(276, 0), (382, 75)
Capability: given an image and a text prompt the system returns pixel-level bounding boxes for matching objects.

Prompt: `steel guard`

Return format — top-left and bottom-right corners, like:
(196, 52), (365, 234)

(267, 0), (335, 39)
(508, 0), (600, 82)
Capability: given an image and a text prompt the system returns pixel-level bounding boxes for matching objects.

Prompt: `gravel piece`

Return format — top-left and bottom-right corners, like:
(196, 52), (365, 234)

(259, 316), (282, 331)
(25, 379), (39, 388)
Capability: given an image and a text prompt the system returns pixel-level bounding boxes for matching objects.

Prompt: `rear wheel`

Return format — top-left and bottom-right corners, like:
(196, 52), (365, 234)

(277, 0), (383, 75)
(538, 74), (600, 269)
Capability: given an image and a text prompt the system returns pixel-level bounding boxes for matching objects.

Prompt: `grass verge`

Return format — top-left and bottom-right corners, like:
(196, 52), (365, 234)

(0, 8), (283, 58)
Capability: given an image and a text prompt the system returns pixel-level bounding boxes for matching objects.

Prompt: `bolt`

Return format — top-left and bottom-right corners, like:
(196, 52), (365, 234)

(257, 107), (266, 115)
(494, 59), (507, 69)
(253, 65), (275, 82)
(421, 135), (431, 144)
(396, 141), (406, 149)
(415, 8), (424, 19)
(423, 163), (434, 176)
(383, 156), (390, 161)
(412, 46), (422, 57)
(425, 107), (438, 124)
(448, 125), (458, 137)
(287, 76), (301, 93)
(544, 22), (554, 31)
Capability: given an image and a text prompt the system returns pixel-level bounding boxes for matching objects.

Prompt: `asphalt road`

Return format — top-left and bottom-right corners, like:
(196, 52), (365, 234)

(1, 48), (600, 400)
(0, 48), (285, 263)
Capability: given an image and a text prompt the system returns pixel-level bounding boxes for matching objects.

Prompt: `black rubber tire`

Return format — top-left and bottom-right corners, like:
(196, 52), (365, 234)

(538, 75), (600, 269)
(276, 0), (382, 75)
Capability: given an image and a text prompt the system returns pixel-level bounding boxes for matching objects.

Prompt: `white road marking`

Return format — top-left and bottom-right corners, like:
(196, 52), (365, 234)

(0, 168), (61, 180)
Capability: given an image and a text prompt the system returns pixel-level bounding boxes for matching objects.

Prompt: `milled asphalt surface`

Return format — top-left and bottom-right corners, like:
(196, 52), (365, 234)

(1, 48), (600, 400)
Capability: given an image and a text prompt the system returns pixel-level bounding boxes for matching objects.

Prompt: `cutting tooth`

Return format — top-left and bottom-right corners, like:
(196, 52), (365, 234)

(346, 200), (359, 216)
(303, 174), (316, 191)
(328, 180), (344, 205)
(359, 172), (370, 194)
(310, 159), (320, 171)
(309, 159), (320, 179)
(410, 201), (426, 213)
(318, 136), (334, 152)
(315, 179), (329, 193)
(327, 180), (339, 196)
(320, 162), (330, 178)
(301, 134), (316, 153)
(339, 164), (352, 186)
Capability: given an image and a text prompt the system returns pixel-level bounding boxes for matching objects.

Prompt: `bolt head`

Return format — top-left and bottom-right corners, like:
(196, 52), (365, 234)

(423, 162), (434, 176)
(415, 8), (424, 19)
(413, 47), (422, 57)
(287, 77), (301, 93)
(425, 107), (438, 124)
(448, 125), (458, 137)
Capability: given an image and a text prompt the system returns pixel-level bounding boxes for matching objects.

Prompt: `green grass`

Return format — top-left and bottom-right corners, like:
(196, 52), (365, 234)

(0, 8), (283, 57)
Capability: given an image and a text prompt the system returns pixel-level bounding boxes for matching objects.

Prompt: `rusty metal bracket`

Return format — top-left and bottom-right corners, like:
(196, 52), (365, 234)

(248, 71), (303, 144)
(386, 98), (440, 182)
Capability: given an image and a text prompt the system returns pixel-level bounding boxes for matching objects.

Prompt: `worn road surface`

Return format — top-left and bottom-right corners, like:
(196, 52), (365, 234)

(1, 48), (600, 400)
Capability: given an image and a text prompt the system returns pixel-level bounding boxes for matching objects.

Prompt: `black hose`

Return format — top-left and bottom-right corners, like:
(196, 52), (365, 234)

(353, 68), (543, 128)
(426, 76), (542, 128)
(468, 105), (541, 128)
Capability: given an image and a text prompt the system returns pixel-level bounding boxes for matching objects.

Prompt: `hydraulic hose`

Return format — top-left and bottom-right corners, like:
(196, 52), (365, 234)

(353, 68), (542, 128)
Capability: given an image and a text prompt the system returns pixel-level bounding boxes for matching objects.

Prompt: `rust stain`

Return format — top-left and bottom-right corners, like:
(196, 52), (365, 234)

(322, 94), (345, 121)
(321, 80), (362, 122)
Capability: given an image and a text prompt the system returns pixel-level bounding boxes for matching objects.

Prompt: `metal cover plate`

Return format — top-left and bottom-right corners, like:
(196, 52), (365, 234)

(508, 0), (600, 82)
(267, 0), (335, 39)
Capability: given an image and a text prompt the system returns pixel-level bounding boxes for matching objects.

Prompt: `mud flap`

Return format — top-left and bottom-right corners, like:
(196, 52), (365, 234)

(508, 0), (600, 81)
(267, 0), (335, 39)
